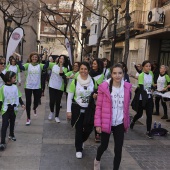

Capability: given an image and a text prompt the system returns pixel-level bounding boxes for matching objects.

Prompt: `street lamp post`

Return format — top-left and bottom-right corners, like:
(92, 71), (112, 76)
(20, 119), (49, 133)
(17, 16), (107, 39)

(110, 0), (120, 66)
(41, 46), (43, 55)
(80, 23), (87, 62)
(6, 16), (13, 44)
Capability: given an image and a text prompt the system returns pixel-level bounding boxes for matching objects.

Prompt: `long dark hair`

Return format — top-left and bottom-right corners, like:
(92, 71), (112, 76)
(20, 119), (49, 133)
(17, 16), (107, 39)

(9, 56), (17, 65)
(92, 59), (103, 74)
(57, 55), (68, 68)
(109, 64), (124, 93)
(102, 58), (111, 68)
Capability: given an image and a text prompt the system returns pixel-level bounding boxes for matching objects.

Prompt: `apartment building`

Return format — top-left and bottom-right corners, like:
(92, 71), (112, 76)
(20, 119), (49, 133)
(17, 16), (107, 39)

(88, 0), (170, 78)
(136, 0), (170, 75)
(39, 0), (83, 61)
(0, 0), (40, 58)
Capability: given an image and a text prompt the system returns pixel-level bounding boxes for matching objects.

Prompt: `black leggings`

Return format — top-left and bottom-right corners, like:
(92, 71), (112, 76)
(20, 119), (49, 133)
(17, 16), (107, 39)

(49, 87), (63, 117)
(133, 98), (153, 132)
(155, 96), (167, 115)
(41, 73), (47, 94)
(25, 88), (41, 119)
(1, 110), (16, 144)
(75, 113), (93, 152)
(96, 124), (124, 170)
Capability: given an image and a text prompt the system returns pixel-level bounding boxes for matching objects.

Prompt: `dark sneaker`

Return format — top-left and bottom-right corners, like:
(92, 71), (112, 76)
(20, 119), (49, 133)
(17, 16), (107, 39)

(161, 115), (168, 119)
(146, 132), (153, 139)
(130, 121), (135, 129)
(8, 135), (16, 141)
(166, 119), (170, 122)
(153, 112), (159, 115)
(0, 144), (6, 151)
(95, 134), (101, 143)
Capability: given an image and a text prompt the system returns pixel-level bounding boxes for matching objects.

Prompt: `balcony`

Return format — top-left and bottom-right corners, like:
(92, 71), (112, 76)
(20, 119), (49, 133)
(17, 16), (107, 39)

(117, 10), (146, 34)
(108, 10), (146, 38)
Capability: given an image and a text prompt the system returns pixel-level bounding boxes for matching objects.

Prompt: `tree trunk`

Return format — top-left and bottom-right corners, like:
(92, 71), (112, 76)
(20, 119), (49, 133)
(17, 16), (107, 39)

(3, 16), (7, 57)
(124, 0), (131, 65)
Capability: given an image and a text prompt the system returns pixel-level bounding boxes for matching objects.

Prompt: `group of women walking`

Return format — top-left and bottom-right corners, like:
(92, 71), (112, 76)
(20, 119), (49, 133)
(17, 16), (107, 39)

(0, 52), (169, 170)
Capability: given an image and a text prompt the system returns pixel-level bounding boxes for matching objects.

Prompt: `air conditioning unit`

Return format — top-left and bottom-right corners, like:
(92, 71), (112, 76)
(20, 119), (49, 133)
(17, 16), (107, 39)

(148, 8), (165, 25)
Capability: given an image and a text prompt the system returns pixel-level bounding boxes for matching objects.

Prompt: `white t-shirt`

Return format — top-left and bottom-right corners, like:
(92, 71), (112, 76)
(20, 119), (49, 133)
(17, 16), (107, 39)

(25, 64), (41, 89)
(0, 84), (19, 113)
(111, 85), (124, 126)
(49, 65), (64, 90)
(157, 75), (166, 91)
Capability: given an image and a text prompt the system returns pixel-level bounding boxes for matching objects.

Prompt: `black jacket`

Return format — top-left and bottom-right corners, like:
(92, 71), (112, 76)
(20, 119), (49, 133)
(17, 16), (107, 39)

(71, 90), (97, 128)
(131, 86), (148, 112)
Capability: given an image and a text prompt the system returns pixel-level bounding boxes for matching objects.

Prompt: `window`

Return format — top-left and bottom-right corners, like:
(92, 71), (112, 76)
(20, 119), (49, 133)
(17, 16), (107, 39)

(44, 27), (55, 33)
(46, 38), (55, 43)
(95, 25), (97, 34)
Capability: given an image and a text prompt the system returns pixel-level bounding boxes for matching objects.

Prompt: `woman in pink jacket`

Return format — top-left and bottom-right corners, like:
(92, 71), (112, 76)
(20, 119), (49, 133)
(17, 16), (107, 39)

(94, 64), (132, 170)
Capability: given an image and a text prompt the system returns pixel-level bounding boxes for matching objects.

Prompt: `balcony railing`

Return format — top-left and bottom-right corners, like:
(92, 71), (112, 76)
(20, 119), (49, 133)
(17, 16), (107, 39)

(117, 10), (146, 34)
(108, 10), (146, 38)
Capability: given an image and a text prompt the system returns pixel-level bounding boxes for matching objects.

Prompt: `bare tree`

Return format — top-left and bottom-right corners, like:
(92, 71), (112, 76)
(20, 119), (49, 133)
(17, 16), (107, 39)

(0, 0), (39, 56)
(40, 0), (82, 63)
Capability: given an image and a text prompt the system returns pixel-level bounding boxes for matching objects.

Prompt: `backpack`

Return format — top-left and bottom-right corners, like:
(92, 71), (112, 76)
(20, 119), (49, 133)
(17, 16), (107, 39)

(151, 128), (169, 136)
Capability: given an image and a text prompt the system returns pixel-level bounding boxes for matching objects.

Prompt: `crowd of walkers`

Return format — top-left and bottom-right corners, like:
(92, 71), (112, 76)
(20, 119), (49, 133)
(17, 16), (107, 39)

(0, 52), (170, 170)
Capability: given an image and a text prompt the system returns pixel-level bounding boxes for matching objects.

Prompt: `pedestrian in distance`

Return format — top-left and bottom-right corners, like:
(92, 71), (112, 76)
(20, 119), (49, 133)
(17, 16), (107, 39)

(0, 71), (25, 151)
(17, 52), (49, 125)
(48, 55), (68, 122)
(89, 58), (104, 142)
(131, 60), (154, 139)
(94, 64), (132, 170)
(6, 55), (21, 86)
(67, 62), (98, 159)
(102, 58), (110, 81)
(153, 65), (170, 119)
(118, 61), (130, 83)
(0, 57), (7, 88)
(63, 61), (80, 98)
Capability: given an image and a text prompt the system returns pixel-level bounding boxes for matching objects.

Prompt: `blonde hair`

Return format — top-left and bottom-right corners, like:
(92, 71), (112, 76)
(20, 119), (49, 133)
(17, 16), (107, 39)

(160, 65), (169, 71)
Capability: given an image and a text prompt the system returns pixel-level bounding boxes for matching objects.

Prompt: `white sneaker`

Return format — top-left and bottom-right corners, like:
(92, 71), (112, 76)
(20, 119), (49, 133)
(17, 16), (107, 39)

(48, 112), (54, 120)
(76, 152), (82, 159)
(26, 119), (31, 126)
(94, 158), (100, 170)
(55, 117), (60, 123)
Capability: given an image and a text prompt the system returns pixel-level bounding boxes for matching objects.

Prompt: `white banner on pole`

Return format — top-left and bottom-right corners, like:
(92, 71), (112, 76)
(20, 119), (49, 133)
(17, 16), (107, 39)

(6, 27), (24, 64)
(65, 38), (72, 65)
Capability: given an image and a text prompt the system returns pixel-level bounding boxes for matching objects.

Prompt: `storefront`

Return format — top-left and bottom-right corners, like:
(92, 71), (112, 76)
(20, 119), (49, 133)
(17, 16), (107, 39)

(136, 28), (170, 75)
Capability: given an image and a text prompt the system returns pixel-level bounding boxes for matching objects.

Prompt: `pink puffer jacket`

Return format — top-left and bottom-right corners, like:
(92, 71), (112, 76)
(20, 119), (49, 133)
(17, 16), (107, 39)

(94, 80), (132, 133)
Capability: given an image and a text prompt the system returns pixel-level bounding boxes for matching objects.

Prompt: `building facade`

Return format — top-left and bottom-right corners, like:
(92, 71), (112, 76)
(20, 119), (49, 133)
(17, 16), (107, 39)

(0, 0), (40, 59)
(39, 0), (83, 62)
(87, 0), (170, 79)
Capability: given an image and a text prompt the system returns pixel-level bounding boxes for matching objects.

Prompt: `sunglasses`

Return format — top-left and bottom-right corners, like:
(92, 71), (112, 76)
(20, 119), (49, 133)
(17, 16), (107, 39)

(0, 62), (6, 65)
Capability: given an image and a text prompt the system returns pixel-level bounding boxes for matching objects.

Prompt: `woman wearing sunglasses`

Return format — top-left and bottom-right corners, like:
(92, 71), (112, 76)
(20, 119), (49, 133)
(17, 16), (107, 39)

(0, 57), (6, 88)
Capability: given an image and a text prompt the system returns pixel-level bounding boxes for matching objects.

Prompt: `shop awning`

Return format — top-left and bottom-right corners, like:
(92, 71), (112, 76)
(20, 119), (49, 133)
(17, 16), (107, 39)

(135, 28), (170, 39)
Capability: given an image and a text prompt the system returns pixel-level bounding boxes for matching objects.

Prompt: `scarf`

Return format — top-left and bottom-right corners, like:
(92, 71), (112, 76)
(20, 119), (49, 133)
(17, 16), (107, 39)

(77, 74), (91, 86)
(89, 69), (102, 77)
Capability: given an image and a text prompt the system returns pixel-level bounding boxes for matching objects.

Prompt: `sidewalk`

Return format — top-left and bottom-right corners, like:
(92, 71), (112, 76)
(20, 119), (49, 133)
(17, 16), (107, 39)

(0, 84), (170, 170)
